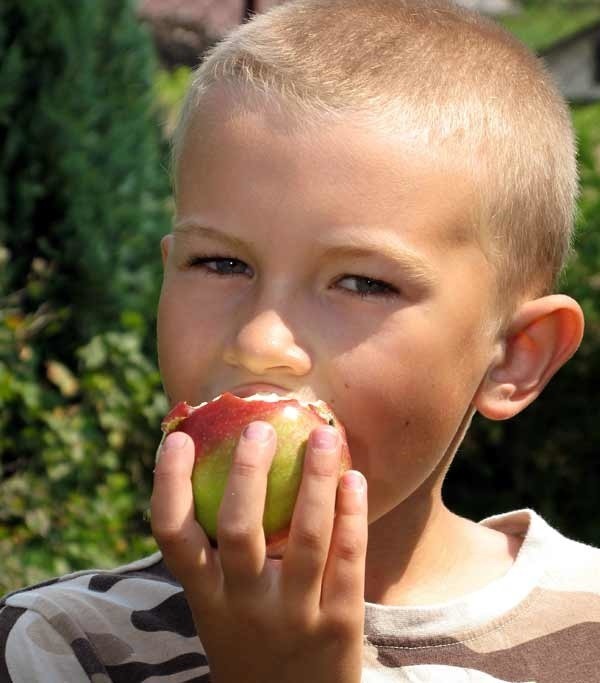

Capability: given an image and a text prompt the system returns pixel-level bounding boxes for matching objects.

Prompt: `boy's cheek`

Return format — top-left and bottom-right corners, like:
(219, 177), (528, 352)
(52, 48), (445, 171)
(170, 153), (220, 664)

(157, 289), (192, 382)
(332, 352), (477, 506)
(157, 290), (224, 403)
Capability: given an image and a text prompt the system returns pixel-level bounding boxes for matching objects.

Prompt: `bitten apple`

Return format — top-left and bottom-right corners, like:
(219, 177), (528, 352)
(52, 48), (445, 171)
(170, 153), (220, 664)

(159, 392), (352, 557)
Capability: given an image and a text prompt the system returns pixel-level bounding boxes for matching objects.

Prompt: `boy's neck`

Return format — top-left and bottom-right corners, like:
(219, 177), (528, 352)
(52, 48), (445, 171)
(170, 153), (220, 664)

(364, 497), (523, 606)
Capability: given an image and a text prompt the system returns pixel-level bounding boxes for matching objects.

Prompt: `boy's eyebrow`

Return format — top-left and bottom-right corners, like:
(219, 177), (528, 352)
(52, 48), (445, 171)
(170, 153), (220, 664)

(173, 220), (439, 287)
(315, 234), (439, 287)
(174, 220), (248, 250)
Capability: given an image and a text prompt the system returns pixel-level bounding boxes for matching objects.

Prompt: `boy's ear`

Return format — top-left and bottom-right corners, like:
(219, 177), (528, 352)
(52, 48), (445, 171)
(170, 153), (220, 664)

(160, 234), (173, 268)
(474, 294), (584, 420)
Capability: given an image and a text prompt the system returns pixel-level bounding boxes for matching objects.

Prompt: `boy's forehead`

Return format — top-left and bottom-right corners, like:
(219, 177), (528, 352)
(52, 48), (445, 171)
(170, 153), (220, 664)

(179, 85), (480, 251)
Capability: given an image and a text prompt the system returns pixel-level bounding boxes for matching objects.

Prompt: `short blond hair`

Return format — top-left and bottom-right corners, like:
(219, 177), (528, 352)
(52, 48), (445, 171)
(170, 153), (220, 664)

(173, 0), (578, 323)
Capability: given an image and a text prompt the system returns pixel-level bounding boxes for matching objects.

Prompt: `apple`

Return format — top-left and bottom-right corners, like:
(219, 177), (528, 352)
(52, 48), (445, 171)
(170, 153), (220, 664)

(159, 391), (351, 557)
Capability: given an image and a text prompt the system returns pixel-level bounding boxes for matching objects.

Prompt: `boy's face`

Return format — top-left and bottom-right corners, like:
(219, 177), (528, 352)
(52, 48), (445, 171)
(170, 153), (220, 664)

(158, 87), (500, 523)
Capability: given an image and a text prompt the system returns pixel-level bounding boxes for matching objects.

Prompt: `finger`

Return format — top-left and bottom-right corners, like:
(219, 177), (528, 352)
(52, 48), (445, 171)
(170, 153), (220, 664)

(321, 471), (368, 617)
(281, 426), (341, 605)
(217, 421), (276, 591)
(151, 432), (217, 595)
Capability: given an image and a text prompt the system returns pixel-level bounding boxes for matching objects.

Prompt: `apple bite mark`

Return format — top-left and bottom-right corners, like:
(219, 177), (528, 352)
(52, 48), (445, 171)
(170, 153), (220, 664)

(159, 392), (351, 558)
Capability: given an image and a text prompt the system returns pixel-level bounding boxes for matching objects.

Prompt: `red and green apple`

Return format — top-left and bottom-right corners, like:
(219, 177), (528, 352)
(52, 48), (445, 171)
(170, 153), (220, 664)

(159, 391), (351, 557)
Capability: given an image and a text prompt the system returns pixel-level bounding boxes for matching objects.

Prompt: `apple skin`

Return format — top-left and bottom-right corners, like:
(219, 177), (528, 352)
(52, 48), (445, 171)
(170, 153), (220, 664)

(160, 392), (352, 557)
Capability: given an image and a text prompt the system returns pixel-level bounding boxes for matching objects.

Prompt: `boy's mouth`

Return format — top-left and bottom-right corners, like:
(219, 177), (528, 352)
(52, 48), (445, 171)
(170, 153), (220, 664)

(230, 383), (291, 399)
(228, 383), (319, 406)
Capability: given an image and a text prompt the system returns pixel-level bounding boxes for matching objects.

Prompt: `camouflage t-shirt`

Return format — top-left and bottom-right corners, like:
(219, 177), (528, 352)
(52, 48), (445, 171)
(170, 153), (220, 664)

(1, 509), (599, 682)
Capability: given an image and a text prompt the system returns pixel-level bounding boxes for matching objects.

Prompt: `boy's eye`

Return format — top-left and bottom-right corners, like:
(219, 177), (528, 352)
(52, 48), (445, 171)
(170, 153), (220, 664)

(184, 254), (398, 299)
(335, 275), (398, 299)
(186, 255), (252, 276)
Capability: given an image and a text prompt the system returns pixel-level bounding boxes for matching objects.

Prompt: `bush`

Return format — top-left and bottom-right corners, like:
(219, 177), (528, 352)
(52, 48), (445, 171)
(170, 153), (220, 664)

(0, 0), (169, 354)
(0, 324), (167, 593)
(0, 0), (170, 595)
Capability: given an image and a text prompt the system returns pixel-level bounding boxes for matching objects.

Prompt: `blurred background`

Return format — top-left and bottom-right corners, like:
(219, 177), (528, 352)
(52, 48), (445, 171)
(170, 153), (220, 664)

(0, 0), (598, 596)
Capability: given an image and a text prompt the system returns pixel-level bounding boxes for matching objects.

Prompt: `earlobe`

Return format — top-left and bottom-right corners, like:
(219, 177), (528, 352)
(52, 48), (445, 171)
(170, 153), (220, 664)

(474, 295), (585, 420)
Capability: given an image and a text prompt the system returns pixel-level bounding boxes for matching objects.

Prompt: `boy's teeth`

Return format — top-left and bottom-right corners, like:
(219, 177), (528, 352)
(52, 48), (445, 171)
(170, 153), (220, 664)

(243, 391), (319, 407)
(193, 391), (323, 408)
(245, 391), (297, 402)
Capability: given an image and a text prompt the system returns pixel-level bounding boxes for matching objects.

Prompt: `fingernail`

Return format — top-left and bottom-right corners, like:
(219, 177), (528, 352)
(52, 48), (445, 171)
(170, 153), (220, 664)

(311, 427), (339, 450)
(243, 421), (273, 442)
(343, 471), (365, 492)
(165, 432), (189, 450)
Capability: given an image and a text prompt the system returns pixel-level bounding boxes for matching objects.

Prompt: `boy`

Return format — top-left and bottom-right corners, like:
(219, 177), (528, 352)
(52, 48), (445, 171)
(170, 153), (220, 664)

(1, 0), (597, 680)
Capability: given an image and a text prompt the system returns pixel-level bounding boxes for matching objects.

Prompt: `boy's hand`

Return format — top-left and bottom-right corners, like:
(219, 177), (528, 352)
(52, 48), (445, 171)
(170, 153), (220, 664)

(151, 422), (368, 683)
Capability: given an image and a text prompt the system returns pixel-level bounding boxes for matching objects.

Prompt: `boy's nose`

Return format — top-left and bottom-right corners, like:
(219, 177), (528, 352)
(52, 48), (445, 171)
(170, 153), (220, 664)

(222, 309), (312, 376)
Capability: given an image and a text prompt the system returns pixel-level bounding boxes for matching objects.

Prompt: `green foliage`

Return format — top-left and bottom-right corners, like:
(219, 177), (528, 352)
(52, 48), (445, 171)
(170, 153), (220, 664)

(0, 0), (169, 356)
(153, 66), (192, 139)
(0, 321), (167, 594)
(499, 4), (600, 51)
(0, 0), (170, 595)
